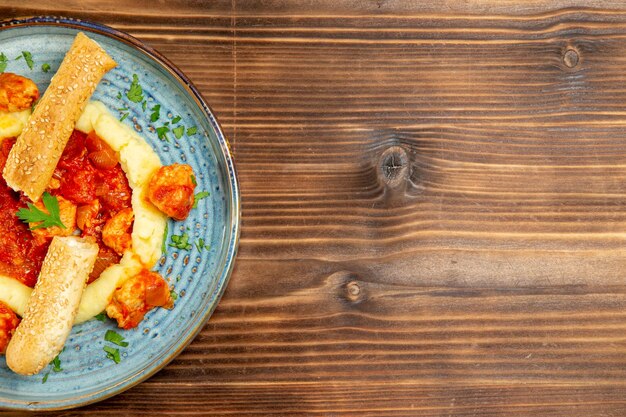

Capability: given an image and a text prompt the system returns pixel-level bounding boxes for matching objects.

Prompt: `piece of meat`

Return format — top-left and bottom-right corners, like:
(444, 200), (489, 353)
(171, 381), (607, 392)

(0, 73), (39, 112)
(101, 208), (133, 255)
(30, 195), (77, 246)
(76, 199), (103, 235)
(0, 301), (20, 354)
(56, 131), (98, 205)
(105, 269), (173, 329)
(147, 164), (195, 221)
(95, 166), (132, 212)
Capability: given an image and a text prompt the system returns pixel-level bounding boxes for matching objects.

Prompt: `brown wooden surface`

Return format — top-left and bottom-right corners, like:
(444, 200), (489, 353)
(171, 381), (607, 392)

(6, 0), (626, 415)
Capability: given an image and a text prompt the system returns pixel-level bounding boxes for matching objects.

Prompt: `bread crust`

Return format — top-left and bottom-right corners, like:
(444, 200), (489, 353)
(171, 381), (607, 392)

(5, 236), (98, 375)
(2, 32), (116, 201)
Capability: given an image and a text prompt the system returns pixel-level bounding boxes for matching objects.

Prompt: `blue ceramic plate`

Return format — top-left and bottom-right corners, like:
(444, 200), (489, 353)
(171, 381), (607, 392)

(0, 17), (240, 410)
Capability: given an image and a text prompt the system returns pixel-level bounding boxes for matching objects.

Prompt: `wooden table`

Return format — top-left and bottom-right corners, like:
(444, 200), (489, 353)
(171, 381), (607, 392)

(5, 1), (626, 415)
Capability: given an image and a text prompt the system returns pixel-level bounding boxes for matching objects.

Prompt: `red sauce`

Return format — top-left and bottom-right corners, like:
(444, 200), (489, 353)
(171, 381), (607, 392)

(0, 138), (48, 287)
(0, 130), (132, 287)
(55, 130), (132, 211)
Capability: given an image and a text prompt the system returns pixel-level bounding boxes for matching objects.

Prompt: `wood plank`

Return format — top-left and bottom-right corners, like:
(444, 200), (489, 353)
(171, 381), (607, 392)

(18, 383), (626, 416)
(230, 22), (626, 286)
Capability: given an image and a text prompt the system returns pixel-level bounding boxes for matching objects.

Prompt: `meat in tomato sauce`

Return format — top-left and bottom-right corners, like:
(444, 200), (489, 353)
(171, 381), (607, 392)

(0, 73), (39, 112)
(106, 269), (173, 329)
(0, 129), (133, 287)
(147, 163), (195, 221)
(0, 138), (48, 287)
(0, 301), (19, 354)
(52, 130), (133, 283)
(54, 130), (132, 210)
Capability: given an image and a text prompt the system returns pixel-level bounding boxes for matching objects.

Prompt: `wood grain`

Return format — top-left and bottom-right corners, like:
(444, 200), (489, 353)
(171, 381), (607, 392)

(6, 1), (626, 416)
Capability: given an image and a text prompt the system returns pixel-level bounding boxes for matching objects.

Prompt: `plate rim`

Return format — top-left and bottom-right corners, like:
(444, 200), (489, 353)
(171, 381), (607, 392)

(0, 15), (241, 411)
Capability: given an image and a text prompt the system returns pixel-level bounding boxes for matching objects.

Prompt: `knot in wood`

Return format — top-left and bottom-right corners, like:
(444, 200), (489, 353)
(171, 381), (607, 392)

(563, 49), (579, 68)
(347, 281), (360, 296)
(346, 281), (361, 302)
(379, 146), (409, 188)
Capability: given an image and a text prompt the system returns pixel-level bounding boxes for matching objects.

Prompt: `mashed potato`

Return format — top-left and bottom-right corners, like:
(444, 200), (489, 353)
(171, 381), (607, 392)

(0, 109), (30, 140)
(0, 101), (166, 323)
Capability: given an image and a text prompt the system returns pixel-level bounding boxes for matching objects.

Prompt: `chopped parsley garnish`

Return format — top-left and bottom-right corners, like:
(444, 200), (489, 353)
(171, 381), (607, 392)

(41, 63), (51, 73)
(16, 192), (66, 230)
(150, 104), (161, 122)
(94, 312), (107, 322)
(103, 346), (121, 364)
(190, 175), (197, 186)
(142, 100), (147, 111)
(169, 233), (192, 250)
(103, 330), (128, 364)
(19, 51), (34, 70)
(117, 107), (129, 111)
(117, 91), (123, 99)
(171, 115), (181, 124)
(104, 330), (129, 347)
(42, 350), (64, 382)
(172, 125), (185, 139)
(119, 112), (129, 122)
(156, 125), (170, 141)
(193, 191), (210, 209)
(186, 126), (197, 136)
(162, 222), (168, 254)
(51, 354), (63, 372)
(195, 238), (210, 252)
(0, 53), (8, 73)
(126, 74), (143, 103)
(170, 290), (178, 301)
